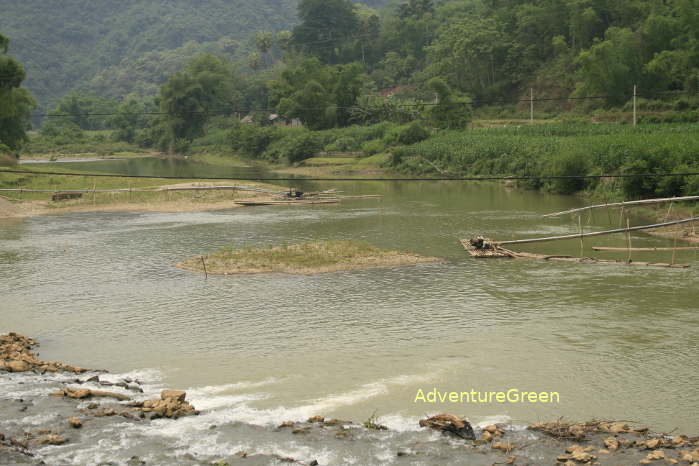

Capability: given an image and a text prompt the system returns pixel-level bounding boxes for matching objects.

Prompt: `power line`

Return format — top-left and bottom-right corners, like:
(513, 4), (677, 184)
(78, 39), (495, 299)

(25, 90), (699, 119)
(2, 168), (699, 182)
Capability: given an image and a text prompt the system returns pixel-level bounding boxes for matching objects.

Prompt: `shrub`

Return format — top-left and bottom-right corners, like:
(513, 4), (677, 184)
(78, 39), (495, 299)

(396, 121), (430, 145)
(229, 123), (282, 159)
(328, 136), (358, 152)
(283, 132), (322, 164)
(361, 139), (385, 155)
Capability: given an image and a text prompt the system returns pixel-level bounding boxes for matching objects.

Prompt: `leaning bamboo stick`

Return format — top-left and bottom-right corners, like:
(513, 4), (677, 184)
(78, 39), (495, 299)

(592, 247), (699, 252)
(543, 195), (699, 218)
(496, 217), (699, 246)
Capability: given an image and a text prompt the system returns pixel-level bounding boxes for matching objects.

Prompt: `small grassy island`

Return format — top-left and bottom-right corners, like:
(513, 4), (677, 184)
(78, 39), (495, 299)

(175, 240), (440, 275)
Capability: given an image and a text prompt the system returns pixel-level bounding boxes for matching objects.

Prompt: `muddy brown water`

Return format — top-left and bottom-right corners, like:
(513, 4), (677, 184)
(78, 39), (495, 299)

(1, 158), (698, 464)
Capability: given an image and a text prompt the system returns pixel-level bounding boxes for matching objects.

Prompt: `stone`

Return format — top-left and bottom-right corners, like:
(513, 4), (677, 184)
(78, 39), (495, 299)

(482, 431), (494, 442)
(492, 442), (515, 453)
(646, 438), (663, 449)
(136, 391), (198, 419)
(307, 416), (324, 423)
(6, 360), (31, 372)
(604, 437), (620, 450)
(419, 414), (475, 440)
(161, 390), (186, 402)
(37, 434), (67, 445)
(324, 418), (352, 426)
(278, 421), (295, 428)
(646, 450), (665, 460)
(607, 423), (629, 434)
(67, 417), (82, 428)
(52, 387), (129, 401)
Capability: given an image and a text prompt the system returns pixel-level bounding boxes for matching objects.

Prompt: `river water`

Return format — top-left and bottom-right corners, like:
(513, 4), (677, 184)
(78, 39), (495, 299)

(1, 158), (698, 464)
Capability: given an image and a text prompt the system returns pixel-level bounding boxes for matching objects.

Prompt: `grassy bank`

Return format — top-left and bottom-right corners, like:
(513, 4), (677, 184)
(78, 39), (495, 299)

(176, 240), (440, 275)
(22, 130), (151, 160)
(0, 167), (282, 217)
(389, 123), (699, 200)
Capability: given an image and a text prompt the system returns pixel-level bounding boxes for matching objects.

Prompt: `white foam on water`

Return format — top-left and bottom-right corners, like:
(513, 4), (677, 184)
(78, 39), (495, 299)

(36, 424), (136, 466)
(376, 413), (424, 432)
(186, 377), (279, 397)
(180, 392), (268, 412)
(475, 414), (513, 427)
(100, 368), (164, 386)
(175, 369), (445, 428)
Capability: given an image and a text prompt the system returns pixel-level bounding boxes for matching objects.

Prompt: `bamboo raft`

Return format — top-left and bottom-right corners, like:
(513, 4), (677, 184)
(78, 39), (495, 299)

(460, 239), (689, 268)
(234, 198), (340, 206)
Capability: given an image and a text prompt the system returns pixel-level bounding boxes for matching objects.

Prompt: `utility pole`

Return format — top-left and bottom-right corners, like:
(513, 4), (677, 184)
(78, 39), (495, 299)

(633, 84), (637, 127)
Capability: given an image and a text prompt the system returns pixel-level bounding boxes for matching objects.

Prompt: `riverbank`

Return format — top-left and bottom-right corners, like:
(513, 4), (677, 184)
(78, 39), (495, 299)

(2, 332), (698, 465)
(0, 165), (287, 217)
(176, 240), (440, 275)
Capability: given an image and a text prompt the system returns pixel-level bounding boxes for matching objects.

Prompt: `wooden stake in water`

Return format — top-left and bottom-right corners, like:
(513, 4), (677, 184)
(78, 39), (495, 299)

(201, 256), (208, 279)
(672, 229), (679, 265)
(92, 180), (97, 205)
(626, 218), (632, 263)
(579, 214), (584, 257)
(530, 88), (534, 123)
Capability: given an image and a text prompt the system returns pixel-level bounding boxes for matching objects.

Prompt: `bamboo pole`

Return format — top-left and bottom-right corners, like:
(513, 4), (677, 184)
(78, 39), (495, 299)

(579, 214), (584, 257)
(626, 218), (632, 263)
(200, 256), (208, 279)
(495, 216), (699, 246)
(672, 229), (679, 265)
(543, 195), (699, 218)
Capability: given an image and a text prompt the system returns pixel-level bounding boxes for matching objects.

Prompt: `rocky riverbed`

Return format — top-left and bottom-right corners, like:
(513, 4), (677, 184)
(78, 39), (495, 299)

(1, 333), (698, 466)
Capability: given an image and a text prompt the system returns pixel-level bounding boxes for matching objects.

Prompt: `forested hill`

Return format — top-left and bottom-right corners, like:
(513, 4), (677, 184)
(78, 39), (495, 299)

(0, 0), (389, 109)
(0, 0), (303, 107)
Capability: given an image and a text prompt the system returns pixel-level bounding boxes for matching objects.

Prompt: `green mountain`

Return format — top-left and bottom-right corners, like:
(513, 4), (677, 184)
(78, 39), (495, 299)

(0, 0), (396, 109)
(0, 0), (301, 108)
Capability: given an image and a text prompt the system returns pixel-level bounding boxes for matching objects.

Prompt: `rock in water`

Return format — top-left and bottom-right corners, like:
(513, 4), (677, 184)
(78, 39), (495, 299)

(419, 414), (476, 440)
(67, 417), (83, 428)
(137, 390), (199, 419)
(161, 390), (187, 403)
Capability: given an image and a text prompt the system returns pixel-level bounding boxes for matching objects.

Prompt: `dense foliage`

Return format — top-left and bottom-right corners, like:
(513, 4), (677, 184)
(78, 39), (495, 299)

(390, 123), (699, 198)
(0, 32), (35, 156)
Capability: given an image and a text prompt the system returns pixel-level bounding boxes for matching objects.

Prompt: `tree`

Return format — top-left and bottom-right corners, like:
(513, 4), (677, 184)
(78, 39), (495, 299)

(292, 0), (359, 63)
(158, 53), (236, 152)
(51, 92), (119, 130)
(0, 33), (36, 154)
(110, 99), (145, 143)
(277, 30), (293, 51)
(425, 78), (472, 129)
(574, 27), (644, 105)
(269, 58), (365, 130)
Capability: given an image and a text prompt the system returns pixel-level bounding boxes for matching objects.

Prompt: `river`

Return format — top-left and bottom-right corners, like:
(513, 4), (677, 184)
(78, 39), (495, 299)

(1, 158), (697, 464)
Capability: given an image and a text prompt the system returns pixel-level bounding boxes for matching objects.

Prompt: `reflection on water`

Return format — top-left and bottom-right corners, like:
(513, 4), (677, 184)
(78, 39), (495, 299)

(1, 166), (698, 435)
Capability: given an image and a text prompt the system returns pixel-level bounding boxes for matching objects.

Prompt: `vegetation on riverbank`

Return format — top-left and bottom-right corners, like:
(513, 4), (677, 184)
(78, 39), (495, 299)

(176, 240), (440, 275)
(388, 123), (699, 199)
